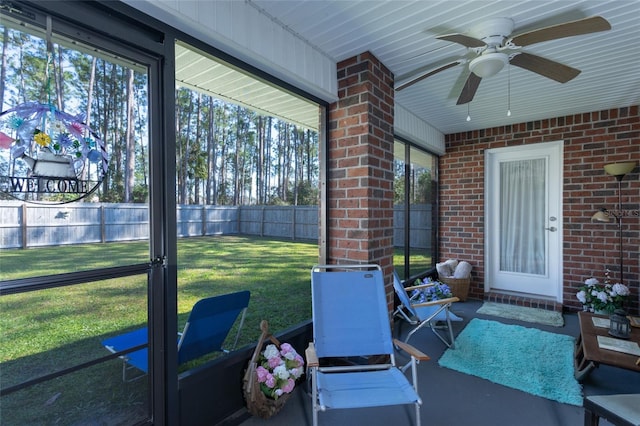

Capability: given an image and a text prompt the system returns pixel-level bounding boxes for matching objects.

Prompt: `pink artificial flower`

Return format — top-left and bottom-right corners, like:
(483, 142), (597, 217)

(282, 378), (295, 394)
(280, 343), (293, 352)
(256, 366), (269, 383)
(265, 373), (276, 388)
(268, 355), (283, 369)
(289, 366), (304, 379)
(69, 122), (84, 139)
(280, 343), (294, 358)
(0, 132), (15, 149)
(294, 354), (304, 366)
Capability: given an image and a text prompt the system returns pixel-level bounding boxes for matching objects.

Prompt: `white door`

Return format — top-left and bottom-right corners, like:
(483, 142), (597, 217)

(485, 141), (563, 299)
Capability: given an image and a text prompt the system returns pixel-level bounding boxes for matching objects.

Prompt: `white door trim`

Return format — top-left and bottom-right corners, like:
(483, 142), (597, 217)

(484, 140), (564, 301)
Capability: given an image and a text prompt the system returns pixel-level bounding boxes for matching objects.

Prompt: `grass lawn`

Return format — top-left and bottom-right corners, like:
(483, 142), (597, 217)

(0, 235), (430, 424)
(0, 236), (318, 425)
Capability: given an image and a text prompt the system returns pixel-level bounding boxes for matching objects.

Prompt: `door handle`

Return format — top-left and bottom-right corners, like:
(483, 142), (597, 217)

(545, 226), (557, 232)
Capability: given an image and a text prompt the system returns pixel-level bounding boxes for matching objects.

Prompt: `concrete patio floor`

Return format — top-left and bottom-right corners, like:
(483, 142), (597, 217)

(239, 299), (640, 426)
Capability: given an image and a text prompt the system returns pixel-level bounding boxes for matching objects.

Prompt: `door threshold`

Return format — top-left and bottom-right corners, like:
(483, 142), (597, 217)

(484, 291), (562, 312)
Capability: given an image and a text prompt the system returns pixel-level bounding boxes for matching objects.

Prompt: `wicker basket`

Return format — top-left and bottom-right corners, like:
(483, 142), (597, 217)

(243, 321), (291, 419)
(439, 277), (470, 302)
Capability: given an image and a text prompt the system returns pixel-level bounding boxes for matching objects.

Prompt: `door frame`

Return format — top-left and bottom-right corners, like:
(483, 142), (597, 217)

(19, 2), (179, 423)
(484, 140), (564, 301)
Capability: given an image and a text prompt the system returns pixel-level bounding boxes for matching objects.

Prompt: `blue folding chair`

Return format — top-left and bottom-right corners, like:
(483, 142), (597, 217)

(393, 272), (462, 349)
(306, 265), (430, 426)
(102, 290), (250, 381)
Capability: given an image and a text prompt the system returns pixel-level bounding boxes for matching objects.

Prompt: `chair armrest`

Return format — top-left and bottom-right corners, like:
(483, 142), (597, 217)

(412, 296), (460, 308)
(393, 338), (430, 362)
(305, 342), (319, 367)
(404, 283), (435, 291)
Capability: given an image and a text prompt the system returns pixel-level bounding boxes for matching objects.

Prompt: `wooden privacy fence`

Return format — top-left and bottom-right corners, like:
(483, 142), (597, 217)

(0, 203), (319, 248)
(0, 202), (431, 249)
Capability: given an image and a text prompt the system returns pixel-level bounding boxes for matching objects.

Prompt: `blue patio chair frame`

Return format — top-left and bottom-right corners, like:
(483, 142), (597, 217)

(393, 272), (461, 349)
(306, 264), (430, 426)
(102, 290), (250, 381)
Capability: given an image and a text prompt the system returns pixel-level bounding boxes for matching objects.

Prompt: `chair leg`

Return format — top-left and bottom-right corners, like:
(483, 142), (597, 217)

(445, 314), (455, 349)
(310, 368), (319, 426)
(428, 319), (455, 348)
(584, 408), (600, 426)
(123, 362), (145, 382)
(404, 321), (429, 344)
(409, 357), (422, 426)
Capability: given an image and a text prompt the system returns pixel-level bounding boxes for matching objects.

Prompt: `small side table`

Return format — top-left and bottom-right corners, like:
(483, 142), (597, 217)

(575, 312), (640, 381)
(584, 394), (640, 426)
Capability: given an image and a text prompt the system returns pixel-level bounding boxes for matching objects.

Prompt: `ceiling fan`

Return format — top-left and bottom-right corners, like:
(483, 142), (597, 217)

(395, 16), (611, 105)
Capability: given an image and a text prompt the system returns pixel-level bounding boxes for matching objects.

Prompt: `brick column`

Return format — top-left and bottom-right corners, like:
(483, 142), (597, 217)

(326, 51), (395, 290)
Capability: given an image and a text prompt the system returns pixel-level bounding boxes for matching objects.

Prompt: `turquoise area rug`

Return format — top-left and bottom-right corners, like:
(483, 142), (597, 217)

(477, 302), (564, 327)
(438, 318), (582, 406)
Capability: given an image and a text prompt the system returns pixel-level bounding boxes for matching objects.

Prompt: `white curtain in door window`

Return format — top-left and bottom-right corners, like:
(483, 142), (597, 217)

(500, 159), (546, 275)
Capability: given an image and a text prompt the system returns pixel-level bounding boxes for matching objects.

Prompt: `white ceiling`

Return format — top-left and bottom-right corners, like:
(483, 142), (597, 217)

(175, 42), (320, 130)
(242, 0), (640, 135)
(165, 1), (640, 136)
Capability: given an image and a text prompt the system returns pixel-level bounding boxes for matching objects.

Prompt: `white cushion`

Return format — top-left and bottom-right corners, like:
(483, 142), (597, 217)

(436, 262), (453, 278)
(453, 261), (472, 279)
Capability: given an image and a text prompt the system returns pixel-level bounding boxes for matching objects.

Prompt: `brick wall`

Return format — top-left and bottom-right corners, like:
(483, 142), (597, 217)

(441, 106), (639, 314)
(327, 51), (395, 306)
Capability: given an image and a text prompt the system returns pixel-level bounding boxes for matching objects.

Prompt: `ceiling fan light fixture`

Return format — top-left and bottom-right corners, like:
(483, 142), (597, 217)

(469, 52), (508, 78)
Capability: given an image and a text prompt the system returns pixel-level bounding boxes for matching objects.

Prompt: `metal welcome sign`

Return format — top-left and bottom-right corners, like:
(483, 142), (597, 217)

(0, 102), (108, 203)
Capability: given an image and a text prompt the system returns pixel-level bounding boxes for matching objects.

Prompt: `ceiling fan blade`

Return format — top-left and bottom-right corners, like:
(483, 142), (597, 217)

(396, 61), (461, 91)
(437, 33), (486, 48)
(456, 73), (482, 105)
(510, 16), (611, 47)
(509, 52), (580, 83)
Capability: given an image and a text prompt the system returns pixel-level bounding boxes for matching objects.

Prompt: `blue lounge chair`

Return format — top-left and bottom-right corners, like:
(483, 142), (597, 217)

(102, 290), (250, 381)
(306, 265), (430, 426)
(393, 272), (462, 349)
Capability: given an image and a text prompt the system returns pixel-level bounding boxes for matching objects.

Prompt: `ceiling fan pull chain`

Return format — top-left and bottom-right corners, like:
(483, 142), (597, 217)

(507, 63), (512, 117)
